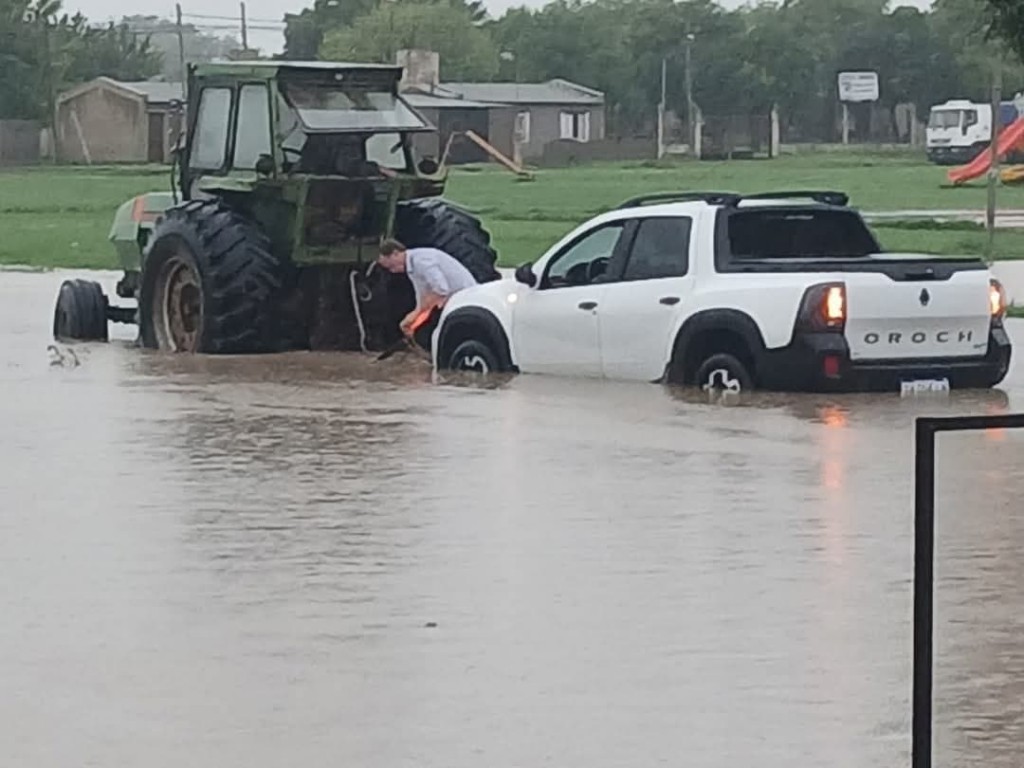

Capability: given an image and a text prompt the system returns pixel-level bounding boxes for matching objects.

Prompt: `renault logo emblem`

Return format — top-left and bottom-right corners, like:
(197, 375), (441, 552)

(919, 288), (930, 306)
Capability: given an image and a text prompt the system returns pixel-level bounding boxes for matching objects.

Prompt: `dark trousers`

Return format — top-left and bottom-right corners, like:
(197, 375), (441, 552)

(411, 305), (443, 352)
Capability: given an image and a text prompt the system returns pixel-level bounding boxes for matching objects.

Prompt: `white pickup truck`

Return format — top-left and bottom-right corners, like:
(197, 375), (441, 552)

(430, 191), (1011, 393)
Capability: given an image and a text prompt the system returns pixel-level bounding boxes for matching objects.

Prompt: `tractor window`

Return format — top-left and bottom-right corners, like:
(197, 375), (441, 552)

(191, 87), (232, 170)
(365, 132), (406, 170)
(282, 84), (428, 132)
(234, 84), (272, 170)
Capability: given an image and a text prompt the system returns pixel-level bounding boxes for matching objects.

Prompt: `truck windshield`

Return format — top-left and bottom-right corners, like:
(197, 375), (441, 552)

(928, 109), (963, 129)
(727, 209), (880, 259)
(282, 83), (429, 132)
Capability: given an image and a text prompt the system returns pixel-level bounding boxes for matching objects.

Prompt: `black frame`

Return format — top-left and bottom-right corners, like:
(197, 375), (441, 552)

(913, 413), (1024, 768)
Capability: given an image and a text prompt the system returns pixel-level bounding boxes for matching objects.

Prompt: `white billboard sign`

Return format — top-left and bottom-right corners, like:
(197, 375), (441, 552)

(838, 71), (879, 103)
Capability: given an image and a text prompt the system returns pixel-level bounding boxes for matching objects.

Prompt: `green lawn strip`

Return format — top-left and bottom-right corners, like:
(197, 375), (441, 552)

(8, 160), (1024, 270)
(0, 212), (119, 270)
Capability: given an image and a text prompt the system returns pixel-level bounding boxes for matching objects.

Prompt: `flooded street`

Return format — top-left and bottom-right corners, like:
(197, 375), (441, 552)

(2, 269), (1023, 767)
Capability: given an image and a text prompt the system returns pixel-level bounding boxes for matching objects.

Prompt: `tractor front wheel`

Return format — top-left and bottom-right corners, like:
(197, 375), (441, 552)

(139, 199), (284, 354)
(52, 279), (109, 342)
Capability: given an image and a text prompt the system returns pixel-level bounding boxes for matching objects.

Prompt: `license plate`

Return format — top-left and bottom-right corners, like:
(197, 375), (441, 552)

(901, 378), (950, 396)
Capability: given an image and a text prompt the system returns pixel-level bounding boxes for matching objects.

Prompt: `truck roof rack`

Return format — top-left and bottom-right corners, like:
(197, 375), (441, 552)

(616, 189), (850, 210)
(739, 190), (850, 207)
(616, 191), (742, 209)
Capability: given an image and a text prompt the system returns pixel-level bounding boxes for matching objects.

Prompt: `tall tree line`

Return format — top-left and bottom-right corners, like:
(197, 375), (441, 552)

(284, 0), (1024, 140)
(0, 0), (162, 121)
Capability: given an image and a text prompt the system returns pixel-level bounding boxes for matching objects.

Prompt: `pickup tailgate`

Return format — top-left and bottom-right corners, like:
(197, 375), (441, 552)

(844, 264), (992, 361)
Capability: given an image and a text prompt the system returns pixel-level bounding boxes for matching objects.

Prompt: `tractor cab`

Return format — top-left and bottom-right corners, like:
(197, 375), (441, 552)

(178, 61), (445, 264)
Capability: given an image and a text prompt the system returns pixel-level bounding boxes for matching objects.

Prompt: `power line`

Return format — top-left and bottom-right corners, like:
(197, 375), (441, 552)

(182, 11), (284, 24)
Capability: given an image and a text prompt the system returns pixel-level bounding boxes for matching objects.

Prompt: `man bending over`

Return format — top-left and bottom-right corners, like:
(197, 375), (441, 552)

(376, 239), (478, 350)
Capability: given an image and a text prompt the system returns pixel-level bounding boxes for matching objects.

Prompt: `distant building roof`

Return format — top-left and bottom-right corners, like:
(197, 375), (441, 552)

(436, 79), (604, 106)
(403, 92), (495, 110)
(56, 76), (184, 107)
(120, 81), (185, 104)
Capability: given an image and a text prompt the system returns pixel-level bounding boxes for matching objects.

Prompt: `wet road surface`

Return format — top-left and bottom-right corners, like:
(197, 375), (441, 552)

(2, 269), (1023, 767)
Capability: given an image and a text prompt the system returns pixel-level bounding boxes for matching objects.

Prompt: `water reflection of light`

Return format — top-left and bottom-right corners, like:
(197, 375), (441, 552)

(817, 404), (850, 567)
(818, 405), (849, 430)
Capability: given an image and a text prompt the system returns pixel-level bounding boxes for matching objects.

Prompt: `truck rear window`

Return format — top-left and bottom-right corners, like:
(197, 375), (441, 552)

(726, 209), (880, 259)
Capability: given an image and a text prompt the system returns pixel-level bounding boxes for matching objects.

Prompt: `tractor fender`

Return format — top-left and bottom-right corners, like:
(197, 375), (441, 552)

(109, 192), (177, 272)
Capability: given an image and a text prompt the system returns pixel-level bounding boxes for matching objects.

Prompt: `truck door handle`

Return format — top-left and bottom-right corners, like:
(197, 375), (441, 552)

(659, 296), (681, 306)
(578, 301), (598, 311)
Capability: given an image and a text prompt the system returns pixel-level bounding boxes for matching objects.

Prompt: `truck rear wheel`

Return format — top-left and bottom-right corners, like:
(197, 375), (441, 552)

(53, 279), (109, 342)
(695, 353), (753, 393)
(139, 200), (283, 354)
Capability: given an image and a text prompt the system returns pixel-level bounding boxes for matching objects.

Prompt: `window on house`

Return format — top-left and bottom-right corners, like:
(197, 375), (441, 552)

(515, 110), (531, 143)
(190, 87), (232, 170)
(559, 111), (591, 142)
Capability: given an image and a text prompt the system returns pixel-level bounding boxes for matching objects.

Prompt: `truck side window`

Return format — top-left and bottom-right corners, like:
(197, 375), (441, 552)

(622, 217), (691, 280)
(190, 87), (232, 171)
(542, 222), (625, 288)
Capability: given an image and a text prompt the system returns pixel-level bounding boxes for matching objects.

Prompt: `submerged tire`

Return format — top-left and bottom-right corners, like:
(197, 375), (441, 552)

(394, 198), (501, 284)
(694, 353), (753, 393)
(444, 338), (501, 374)
(139, 199), (283, 354)
(52, 279), (108, 341)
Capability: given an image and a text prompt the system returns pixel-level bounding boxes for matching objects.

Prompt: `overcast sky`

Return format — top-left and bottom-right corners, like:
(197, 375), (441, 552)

(72, 0), (934, 58)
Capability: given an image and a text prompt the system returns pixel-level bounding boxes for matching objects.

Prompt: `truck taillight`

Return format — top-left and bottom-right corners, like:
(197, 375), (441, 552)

(825, 285), (845, 323)
(990, 278), (1006, 322)
(797, 282), (846, 332)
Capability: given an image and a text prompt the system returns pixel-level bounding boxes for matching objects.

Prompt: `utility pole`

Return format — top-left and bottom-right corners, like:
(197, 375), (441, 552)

(987, 62), (1002, 263)
(240, 2), (248, 52)
(40, 15), (58, 163)
(657, 57), (666, 159)
(175, 4), (187, 99)
(685, 32), (695, 155)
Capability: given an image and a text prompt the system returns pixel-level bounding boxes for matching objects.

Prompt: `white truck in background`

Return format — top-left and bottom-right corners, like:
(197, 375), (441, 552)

(926, 98), (1023, 165)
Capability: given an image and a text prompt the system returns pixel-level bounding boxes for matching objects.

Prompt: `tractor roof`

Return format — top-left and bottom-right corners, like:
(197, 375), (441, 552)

(191, 60), (404, 79)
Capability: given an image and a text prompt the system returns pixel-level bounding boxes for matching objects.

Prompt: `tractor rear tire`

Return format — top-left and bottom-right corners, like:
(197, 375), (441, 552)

(139, 199), (284, 354)
(394, 198), (501, 284)
(53, 279), (109, 342)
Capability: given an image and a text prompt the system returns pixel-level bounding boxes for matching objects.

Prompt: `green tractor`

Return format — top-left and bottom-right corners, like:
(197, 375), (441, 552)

(52, 60), (500, 353)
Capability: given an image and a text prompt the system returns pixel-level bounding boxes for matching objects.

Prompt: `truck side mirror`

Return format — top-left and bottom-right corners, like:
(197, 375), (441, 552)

(514, 262), (537, 287)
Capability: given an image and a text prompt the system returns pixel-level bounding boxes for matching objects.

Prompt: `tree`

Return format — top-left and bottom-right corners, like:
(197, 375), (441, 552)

(283, 0), (376, 59)
(985, 0), (1024, 65)
(122, 15), (241, 80)
(69, 22), (162, 82)
(320, 2), (499, 79)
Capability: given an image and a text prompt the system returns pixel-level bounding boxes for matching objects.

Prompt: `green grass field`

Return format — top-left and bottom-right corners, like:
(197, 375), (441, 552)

(4, 153), (1024, 270)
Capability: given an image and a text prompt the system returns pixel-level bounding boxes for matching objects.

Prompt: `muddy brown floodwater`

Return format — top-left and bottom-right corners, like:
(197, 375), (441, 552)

(2, 268), (1024, 768)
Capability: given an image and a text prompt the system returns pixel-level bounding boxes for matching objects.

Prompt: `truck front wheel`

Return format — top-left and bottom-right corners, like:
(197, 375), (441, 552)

(444, 339), (501, 373)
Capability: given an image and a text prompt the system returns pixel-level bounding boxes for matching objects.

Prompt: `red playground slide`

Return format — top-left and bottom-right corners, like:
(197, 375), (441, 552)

(948, 116), (1024, 185)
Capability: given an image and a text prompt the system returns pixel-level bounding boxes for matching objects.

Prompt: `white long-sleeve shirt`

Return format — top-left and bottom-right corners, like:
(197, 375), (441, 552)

(406, 247), (478, 304)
